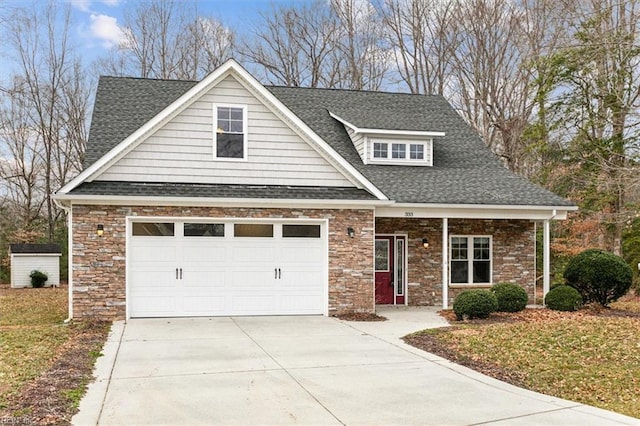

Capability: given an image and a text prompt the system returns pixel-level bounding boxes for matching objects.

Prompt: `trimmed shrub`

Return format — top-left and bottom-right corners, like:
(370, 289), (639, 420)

(563, 249), (633, 306)
(544, 285), (582, 311)
(30, 270), (48, 288)
(491, 283), (528, 312)
(453, 289), (498, 320)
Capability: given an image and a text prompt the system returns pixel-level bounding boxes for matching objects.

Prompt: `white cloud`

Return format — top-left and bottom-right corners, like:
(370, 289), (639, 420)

(89, 13), (126, 49)
(70, 0), (91, 12)
(101, 0), (121, 6)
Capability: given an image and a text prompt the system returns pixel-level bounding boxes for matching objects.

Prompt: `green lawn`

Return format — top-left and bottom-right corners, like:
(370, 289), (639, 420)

(0, 286), (109, 423)
(0, 287), (72, 407)
(406, 304), (640, 419)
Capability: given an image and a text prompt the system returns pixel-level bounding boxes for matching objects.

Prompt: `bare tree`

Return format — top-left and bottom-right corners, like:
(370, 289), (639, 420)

(444, 0), (571, 174)
(328, 0), (391, 90)
(97, 0), (235, 80)
(0, 78), (46, 228)
(241, 0), (339, 87)
(381, 0), (458, 95)
(3, 1), (89, 240)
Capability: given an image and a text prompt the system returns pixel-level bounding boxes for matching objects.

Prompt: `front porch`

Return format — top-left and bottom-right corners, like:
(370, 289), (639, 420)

(374, 217), (553, 308)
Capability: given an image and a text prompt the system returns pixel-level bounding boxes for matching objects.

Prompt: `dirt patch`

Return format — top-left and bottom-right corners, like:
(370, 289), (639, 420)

(335, 312), (388, 321)
(0, 321), (110, 425)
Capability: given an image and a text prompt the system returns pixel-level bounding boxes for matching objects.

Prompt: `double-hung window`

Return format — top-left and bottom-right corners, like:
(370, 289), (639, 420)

(450, 236), (492, 284)
(215, 105), (247, 159)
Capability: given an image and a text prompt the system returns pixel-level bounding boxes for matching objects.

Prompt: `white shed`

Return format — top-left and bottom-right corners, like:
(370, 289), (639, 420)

(10, 244), (62, 288)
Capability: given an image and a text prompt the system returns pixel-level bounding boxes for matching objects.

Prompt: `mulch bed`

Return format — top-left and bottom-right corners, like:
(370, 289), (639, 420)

(0, 321), (110, 426)
(335, 312), (388, 321)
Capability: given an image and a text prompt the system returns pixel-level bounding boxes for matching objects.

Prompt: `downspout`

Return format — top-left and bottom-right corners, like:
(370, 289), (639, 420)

(542, 209), (557, 303)
(54, 198), (73, 323)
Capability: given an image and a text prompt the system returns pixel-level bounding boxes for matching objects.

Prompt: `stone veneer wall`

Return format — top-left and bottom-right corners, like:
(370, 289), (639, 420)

(375, 218), (536, 306)
(72, 205), (374, 320)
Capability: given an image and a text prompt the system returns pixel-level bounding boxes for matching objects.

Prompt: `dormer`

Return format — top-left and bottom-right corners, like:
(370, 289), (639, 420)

(329, 111), (445, 166)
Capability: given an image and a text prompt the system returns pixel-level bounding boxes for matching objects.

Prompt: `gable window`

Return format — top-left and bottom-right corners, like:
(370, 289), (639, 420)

(214, 105), (247, 160)
(369, 138), (432, 166)
(450, 236), (492, 284)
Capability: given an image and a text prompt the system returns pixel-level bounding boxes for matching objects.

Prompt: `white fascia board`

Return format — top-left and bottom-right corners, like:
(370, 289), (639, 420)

(376, 204), (577, 220)
(55, 193), (390, 209)
(58, 61), (242, 195)
(230, 70), (387, 200)
(329, 112), (445, 138)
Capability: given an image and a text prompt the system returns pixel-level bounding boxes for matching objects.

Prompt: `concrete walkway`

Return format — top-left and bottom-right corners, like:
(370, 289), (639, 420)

(73, 307), (638, 425)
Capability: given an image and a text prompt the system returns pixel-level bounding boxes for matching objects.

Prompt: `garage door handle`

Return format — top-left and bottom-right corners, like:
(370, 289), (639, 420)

(176, 268), (179, 279)
(179, 268), (183, 280)
(274, 268), (277, 279)
(278, 268), (281, 279)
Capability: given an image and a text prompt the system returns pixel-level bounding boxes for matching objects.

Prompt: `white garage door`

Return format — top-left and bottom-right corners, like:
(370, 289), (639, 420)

(128, 220), (326, 317)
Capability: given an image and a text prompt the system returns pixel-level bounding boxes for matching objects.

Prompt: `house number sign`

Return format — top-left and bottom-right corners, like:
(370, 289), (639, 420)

(404, 212), (414, 217)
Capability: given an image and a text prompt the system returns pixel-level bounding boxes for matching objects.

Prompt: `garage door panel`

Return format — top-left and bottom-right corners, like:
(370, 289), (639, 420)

(231, 295), (276, 314)
(182, 296), (226, 314)
(181, 269), (227, 287)
(231, 269), (276, 288)
(231, 245), (277, 263)
(280, 269), (324, 288)
(182, 245), (227, 262)
(280, 246), (324, 262)
(280, 294), (323, 313)
(130, 269), (175, 287)
(131, 297), (177, 316)
(130, 244), (177, 262)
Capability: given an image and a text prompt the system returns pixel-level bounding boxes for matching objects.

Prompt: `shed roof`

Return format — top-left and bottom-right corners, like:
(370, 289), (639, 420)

(9, 244), (62, 254)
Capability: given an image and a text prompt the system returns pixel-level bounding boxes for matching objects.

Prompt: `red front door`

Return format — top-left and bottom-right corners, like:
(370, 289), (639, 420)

(375, 237), (395, 304)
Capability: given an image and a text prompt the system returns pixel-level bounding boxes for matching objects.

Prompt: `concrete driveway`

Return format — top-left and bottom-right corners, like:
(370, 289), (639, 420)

(74, 308), (638, 426)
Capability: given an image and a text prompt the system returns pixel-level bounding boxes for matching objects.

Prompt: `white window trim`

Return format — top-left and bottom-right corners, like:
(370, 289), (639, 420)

(213, 103), (248, 161)
(367, 137), (433, 166)
(449, 235), (493, 285)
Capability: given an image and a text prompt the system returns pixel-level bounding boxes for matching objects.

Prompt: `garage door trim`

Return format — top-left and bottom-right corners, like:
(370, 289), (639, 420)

(125, 216), (329, 319)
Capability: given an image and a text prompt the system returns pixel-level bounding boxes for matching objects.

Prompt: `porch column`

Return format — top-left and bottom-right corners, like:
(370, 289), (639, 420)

(543, 219), (550, 301)
(442, 217), (448, 309)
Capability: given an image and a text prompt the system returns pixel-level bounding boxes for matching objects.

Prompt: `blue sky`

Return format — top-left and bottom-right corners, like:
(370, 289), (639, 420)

(2, 0), (302, 70)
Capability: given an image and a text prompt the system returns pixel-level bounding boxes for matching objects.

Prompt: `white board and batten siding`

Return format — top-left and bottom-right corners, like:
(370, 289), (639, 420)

(10, 254), (61, 288)
(97, 75), (354, 187)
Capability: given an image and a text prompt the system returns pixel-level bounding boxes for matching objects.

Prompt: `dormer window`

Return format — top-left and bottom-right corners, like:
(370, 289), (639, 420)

(214, 105), (247, 160)
(327, 111), (444, 167)
(369, 138), (433, 166)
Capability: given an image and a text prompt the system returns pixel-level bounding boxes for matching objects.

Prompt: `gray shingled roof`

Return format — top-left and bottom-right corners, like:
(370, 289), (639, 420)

(77, 76), (573, 207)
(10, 243), (62, 254)
(84, 76), (197, 168)
(71, 181), (377, 200)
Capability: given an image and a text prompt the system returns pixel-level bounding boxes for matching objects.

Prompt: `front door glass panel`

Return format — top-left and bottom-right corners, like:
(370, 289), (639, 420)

(375, 240), (389, 271)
